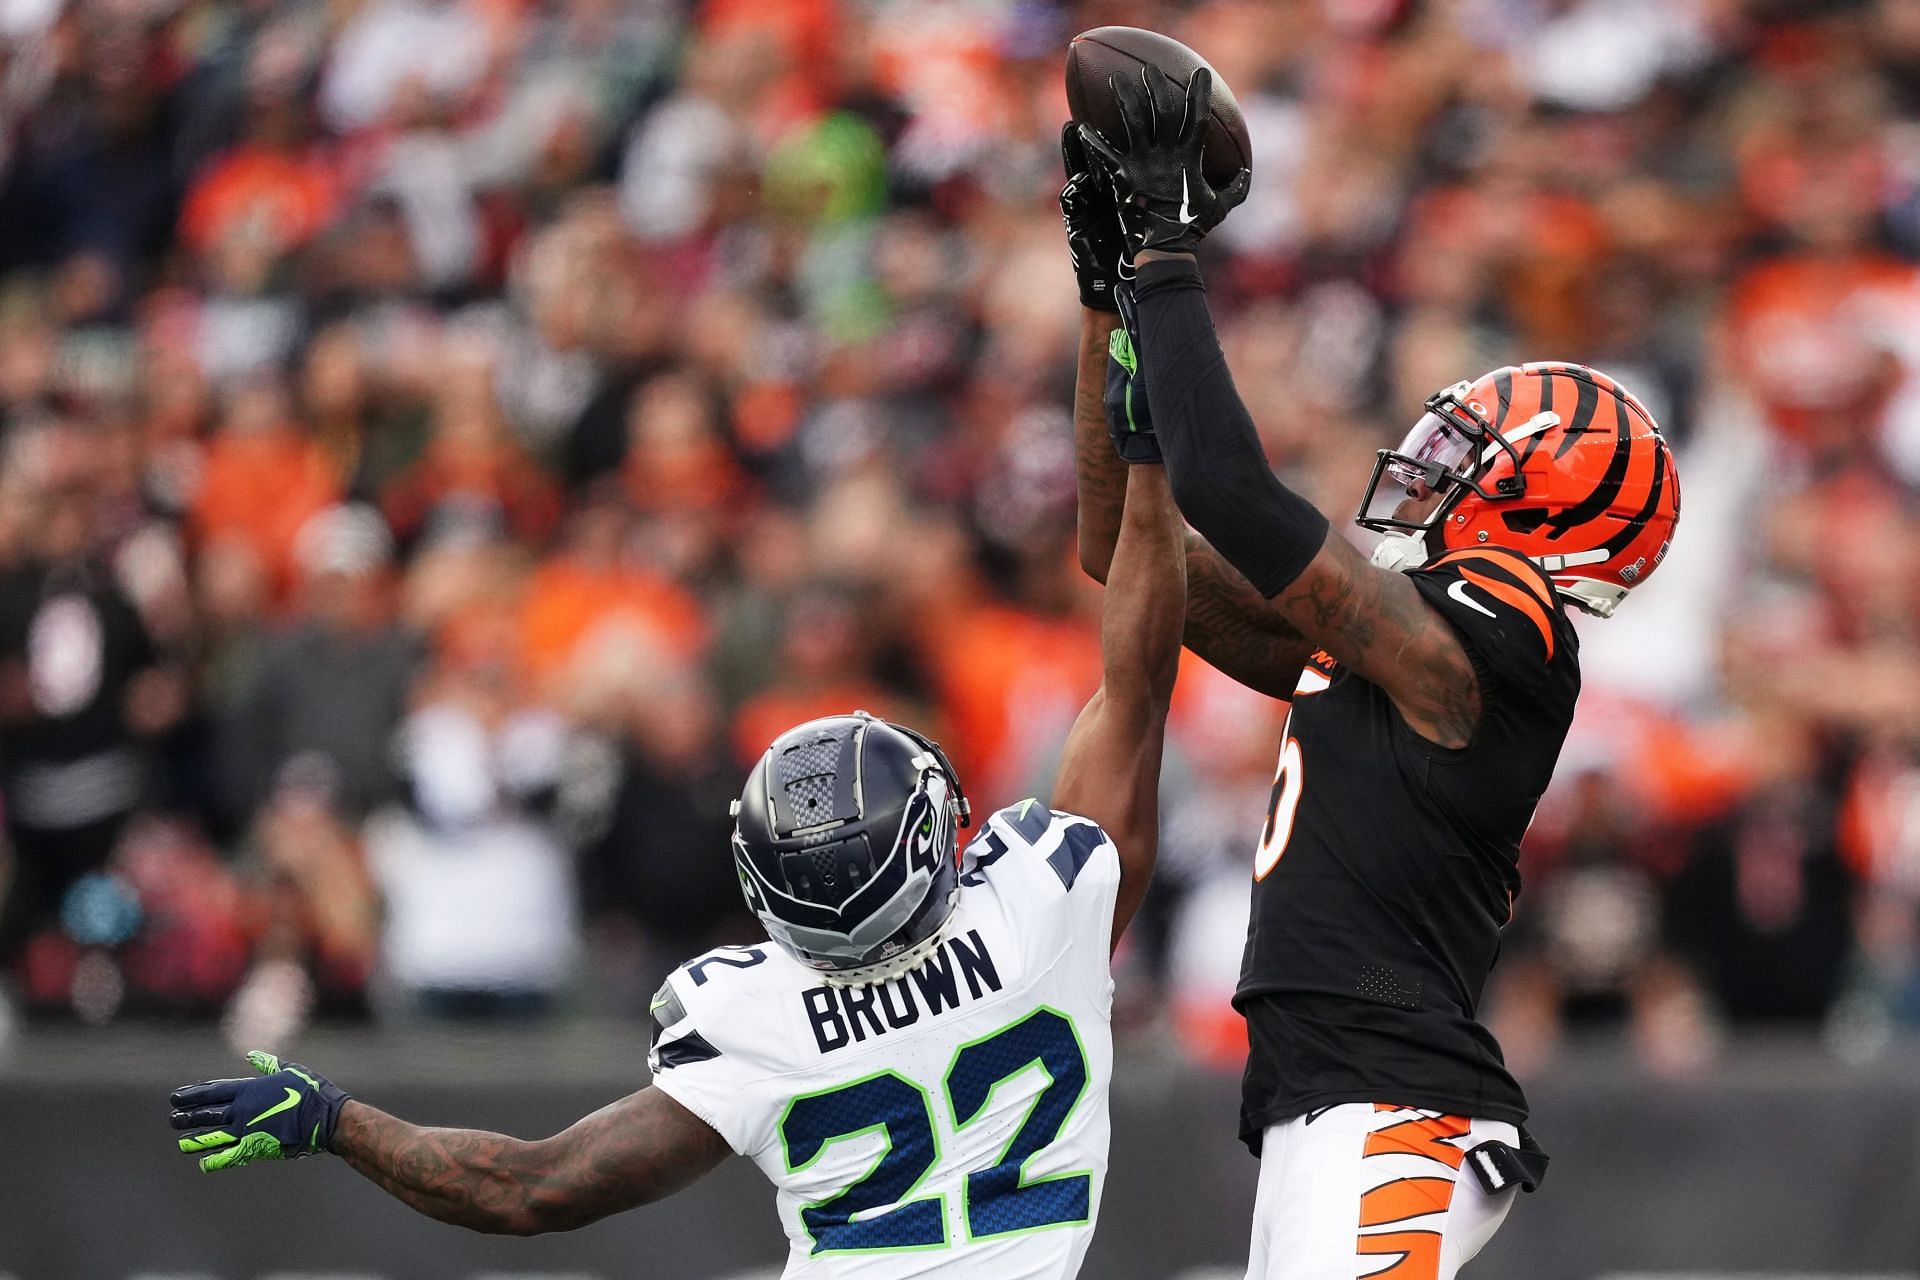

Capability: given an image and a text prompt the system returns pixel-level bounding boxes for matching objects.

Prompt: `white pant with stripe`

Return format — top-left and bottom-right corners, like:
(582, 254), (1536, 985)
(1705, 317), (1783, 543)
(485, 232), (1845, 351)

(1244, 1104), (1520, 1280)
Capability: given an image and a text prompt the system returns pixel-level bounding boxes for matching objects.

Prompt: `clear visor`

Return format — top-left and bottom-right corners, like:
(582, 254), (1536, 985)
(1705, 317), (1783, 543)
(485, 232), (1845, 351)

(1384, 411), (1480, 488)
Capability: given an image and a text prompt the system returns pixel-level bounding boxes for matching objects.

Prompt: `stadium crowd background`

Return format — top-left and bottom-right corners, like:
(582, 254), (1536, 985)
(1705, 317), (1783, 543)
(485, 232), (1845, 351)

(1, 0), (1918, 1080)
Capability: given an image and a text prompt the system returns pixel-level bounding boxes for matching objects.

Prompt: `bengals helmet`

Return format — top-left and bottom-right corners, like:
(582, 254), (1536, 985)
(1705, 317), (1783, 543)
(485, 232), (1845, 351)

(1357, 362), (1680, 618)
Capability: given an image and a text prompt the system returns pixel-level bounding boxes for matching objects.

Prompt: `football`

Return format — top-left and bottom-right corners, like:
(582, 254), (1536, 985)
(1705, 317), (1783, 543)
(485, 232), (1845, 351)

(1065, 26), (1252, 189)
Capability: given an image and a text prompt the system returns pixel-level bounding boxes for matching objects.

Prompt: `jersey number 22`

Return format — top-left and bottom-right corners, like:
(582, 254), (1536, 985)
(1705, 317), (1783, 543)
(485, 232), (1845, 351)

(779, 1006), (1092, 1254)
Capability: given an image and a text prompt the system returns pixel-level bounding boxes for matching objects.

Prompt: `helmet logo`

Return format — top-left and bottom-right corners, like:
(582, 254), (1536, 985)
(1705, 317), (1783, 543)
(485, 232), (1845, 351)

(909, 807), (942, 875)
(1619, 556), (1647, 583)
(737, 864), (767, 911)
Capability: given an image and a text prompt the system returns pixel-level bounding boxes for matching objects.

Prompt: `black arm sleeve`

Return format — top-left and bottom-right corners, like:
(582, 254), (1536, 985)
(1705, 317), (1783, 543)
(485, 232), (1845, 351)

(1132, 256), (1329, 598)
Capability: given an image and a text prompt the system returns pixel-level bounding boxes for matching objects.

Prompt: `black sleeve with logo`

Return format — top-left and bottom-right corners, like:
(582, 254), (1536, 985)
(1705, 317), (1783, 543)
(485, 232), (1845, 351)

(1235, 548), (1580, 1153)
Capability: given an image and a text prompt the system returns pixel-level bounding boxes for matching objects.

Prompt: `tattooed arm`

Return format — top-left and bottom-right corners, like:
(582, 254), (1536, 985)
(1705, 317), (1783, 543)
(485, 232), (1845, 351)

(1274, 529), (1481, 745)
(1180, 534), (1315, 700)
(330, 1088), (731, 1236)
(1131, 252), (1481, 747)
(1074, 308), (1312, 699)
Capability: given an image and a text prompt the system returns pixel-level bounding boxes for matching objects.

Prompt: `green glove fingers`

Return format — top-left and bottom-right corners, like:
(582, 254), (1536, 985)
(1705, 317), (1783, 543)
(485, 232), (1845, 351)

(198, 1131), (287, 1172)
(178, 1129), (237, 1154)
(247, 1049), (321, 1092)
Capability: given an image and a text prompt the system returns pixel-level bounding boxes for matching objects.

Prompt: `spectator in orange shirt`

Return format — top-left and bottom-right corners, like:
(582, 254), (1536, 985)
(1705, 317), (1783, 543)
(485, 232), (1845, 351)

(918, 537), (1100, 805)
(381, 342), (562, 550)
(728, 580), (905, 767)
(189, 376), (342, 607)
(1725, 253), (1915, 451)
(698, 0), (841, 134)
(619, 371), (746, 517)
(178, 29), (338, 264)
(518, 486), (706, 703)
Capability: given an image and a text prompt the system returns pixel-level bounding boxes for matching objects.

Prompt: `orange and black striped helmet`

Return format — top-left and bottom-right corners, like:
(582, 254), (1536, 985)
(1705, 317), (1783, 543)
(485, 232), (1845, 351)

(1356, 363), (1680, 617)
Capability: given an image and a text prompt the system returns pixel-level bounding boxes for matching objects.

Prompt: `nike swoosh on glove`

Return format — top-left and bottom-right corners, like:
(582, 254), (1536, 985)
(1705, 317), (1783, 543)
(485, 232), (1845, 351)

(169, 1051), (352, 1171)
(1077, 64), (1250, 258)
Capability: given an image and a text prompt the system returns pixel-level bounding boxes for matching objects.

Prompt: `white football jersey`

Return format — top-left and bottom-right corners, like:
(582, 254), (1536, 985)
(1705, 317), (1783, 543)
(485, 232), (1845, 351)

(649, 800), (1121, 1279)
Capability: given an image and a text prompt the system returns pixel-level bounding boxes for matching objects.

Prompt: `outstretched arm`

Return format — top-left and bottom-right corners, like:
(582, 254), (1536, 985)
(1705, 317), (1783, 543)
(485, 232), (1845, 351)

(1051, 461), (1186, 947)
(169, 1053), (729, 1237)
(332, 1087), (730, 1236)
(1131, 251), (1480, 746)
(1072, 307), (1310, 700)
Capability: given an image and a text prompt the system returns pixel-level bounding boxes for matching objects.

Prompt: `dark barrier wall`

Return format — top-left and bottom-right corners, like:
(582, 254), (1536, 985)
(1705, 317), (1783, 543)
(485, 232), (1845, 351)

(5, 1035), (1919, 1280)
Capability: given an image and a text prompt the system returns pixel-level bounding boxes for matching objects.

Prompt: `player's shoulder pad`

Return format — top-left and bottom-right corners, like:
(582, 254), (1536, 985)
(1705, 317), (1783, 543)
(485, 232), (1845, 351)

(991, 797), (1056, 846)
(649, 944), (781, 1072)
(649, 980), (722, 1072)
(1414, 547), (1569, 666)
(965, 799), (1114, 893)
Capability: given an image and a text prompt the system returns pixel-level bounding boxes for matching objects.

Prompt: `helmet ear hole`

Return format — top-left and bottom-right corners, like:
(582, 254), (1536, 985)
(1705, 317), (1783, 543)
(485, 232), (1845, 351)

(1501, 507), (1551, 534)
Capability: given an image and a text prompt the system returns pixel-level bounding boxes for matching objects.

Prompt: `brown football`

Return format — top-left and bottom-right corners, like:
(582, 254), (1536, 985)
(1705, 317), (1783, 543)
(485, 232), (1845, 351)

(1065, 26), (1252, 189)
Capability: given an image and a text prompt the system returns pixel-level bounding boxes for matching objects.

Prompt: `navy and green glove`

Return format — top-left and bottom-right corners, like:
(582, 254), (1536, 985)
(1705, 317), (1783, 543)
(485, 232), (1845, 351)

(169, 1050), (351, 1171)
(1060, 122), (1128, 311)
(1078, 65), (1250, 258)
(1104, 284), (1159, 462)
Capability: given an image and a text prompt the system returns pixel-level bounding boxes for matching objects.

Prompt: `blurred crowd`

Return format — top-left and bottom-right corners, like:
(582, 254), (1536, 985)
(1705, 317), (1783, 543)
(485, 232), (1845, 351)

(2, 0), (1919, 1073)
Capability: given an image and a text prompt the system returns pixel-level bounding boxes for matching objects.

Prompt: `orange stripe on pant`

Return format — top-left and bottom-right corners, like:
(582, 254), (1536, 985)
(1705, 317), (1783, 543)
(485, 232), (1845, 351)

(1357, 1113), (1468, 1279)
(1359, 1177), (1457, 1228)
(1363, 1114), (1471, 1169)
(1358, 1229), (1444, 1279)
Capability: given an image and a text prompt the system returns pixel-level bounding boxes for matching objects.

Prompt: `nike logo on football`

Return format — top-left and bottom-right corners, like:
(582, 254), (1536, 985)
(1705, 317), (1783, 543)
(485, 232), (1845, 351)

(1447, 579), (1497, 618)
(1177, 172), (1195, 225)
(247, 1087), (301, 1128)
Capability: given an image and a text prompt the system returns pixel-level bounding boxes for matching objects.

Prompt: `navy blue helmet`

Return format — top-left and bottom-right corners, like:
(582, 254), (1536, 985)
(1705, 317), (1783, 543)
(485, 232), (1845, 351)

(732, 712), (971, 984)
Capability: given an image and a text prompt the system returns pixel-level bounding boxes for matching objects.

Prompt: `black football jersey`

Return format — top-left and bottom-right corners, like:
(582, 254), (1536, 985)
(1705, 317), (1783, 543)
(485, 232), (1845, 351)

(1235, 547), (1580, 1154)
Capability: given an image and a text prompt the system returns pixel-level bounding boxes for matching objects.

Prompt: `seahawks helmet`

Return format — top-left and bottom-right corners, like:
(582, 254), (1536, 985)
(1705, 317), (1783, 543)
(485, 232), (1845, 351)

(732, 712), (971, 986)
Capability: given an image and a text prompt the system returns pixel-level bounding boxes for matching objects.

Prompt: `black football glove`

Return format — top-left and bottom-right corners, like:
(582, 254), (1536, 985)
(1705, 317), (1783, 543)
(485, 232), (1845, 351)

(1104, 283), (1159, 463)
(1060, 122), (1126, 312)
(1078, 65), (1251, 258)
(169, 1050), (352, 1171)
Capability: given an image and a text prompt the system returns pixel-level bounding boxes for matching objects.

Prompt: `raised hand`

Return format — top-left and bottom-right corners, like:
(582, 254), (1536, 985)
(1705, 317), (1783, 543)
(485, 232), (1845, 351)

(1060, 121), (1128, 311)
(1077, 65), (1251, 258)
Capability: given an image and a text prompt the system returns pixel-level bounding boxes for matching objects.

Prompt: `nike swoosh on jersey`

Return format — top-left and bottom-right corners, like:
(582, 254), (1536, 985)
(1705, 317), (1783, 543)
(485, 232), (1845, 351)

(1447, 578), (1497, 618)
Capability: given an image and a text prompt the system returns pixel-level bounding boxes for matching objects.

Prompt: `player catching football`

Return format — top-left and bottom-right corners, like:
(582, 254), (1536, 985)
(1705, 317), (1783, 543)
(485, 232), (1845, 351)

(1064, 63), (1680, 1280)
(166, 452), (1190, 1272)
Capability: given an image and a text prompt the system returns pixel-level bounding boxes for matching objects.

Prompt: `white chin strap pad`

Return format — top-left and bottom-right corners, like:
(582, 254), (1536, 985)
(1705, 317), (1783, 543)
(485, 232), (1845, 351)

(1370, 532), (1432, 574)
